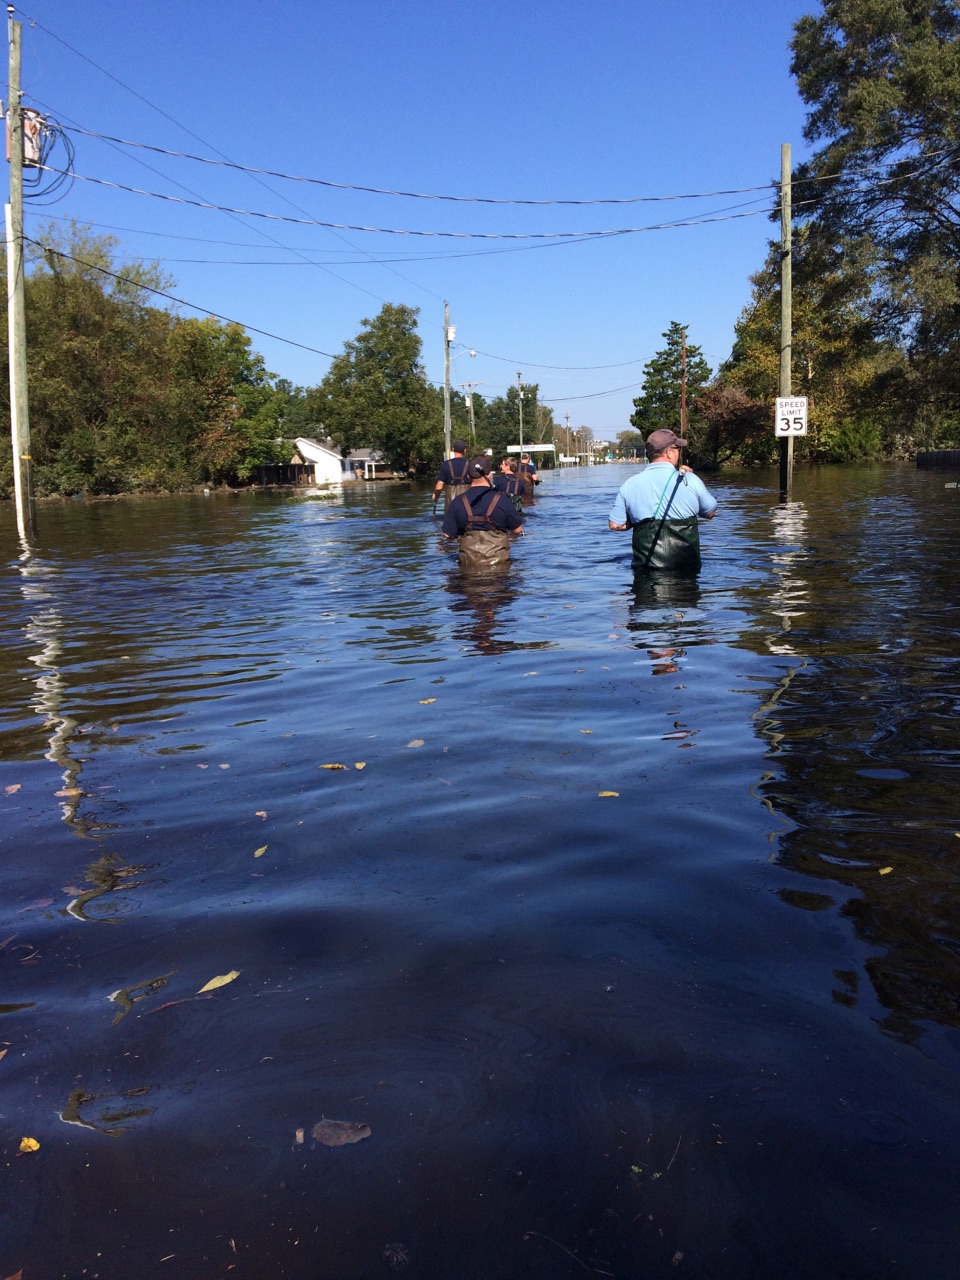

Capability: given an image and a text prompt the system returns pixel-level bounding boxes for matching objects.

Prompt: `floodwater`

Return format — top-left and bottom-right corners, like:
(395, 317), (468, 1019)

(1, 464), (958, 1280)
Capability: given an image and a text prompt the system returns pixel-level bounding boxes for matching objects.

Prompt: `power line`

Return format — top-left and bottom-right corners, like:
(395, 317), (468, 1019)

(24, 236), (338, 359)
(38, 168), (777, 238)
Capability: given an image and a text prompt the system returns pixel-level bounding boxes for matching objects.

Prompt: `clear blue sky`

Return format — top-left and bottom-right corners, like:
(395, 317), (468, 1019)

(16, 0), (818, 437)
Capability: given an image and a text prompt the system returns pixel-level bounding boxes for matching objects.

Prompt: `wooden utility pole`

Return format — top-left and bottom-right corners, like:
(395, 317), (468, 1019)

(779, 143), (793, 497)
(442, 301), (452, 458)
(679, 326), (688, 449)
(516, 372), (524, 452)
(458, 382), (479, 439)
(6, 7), (35, 540)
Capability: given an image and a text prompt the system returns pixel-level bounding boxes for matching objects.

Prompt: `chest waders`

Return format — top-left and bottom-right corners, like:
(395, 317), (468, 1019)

(502, 477), (523, 513)
(631, 472), (702, 574)
(443, 456), (472, 510)
(457, 489), (511, 572)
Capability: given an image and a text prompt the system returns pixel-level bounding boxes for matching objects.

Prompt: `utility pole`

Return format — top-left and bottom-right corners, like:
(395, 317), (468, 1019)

(679, 326), (688, 453)
(442, 301), (454, 457)
(458, 383), (480, 439)
(564, 412), (570, 463)
(779, 143), (793, 498)
(6, 6), (35, 541)
(516, 371), (524, 452)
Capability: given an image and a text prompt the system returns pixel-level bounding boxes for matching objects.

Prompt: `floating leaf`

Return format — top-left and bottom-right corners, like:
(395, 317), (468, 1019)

(255, 810), (267, 819)
(579, 730), (592, 735)
(253, 846), (268, 858)
(197, 970), (240, 994)
(55, 787), (82, 798)
(4, 784), (21, 795)
(598, 791), (620, 798)
(406, 739), (424, 749)
(19, 1136), (39, 1153)
(879, 866), (893, 875)
(311, 1119), (371, 1147)
(218, 763), (230, 770)
(418, 698), (436, 705)
(354, 762), (366, 770)
(320, 763), (346, 771)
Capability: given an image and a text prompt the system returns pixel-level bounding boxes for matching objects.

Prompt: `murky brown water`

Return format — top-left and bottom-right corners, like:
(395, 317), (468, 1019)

(1, 464), (958, 1279)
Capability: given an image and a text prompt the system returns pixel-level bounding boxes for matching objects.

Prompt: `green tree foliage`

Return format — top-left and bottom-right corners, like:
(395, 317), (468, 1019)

(306, 303), (437, 473)
(790, 0), (960, 434)
(630, 322), (712, 443)
(723, 232), (908, 462)
(476, 383), (552, 463)
(0, 223), (287, 496)
(615, 429), (644, 457)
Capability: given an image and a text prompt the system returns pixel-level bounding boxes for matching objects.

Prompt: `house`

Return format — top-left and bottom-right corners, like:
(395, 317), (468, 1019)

(293, 437), (346, 485)
(342, 449), (393, 480)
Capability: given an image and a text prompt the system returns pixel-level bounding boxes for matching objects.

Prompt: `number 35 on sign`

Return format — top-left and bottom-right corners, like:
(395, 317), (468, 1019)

(775, 397), (808, 436)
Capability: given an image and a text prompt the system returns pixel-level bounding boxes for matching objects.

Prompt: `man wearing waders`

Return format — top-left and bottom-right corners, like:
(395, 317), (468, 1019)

(441, 456), (523, 571)
(494, 457), (524, 513)
(432, 440), (471, 511)
(607, 429), (717, 573)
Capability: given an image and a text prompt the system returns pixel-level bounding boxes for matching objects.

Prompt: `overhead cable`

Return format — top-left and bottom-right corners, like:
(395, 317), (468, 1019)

(37, 168), (776, 237)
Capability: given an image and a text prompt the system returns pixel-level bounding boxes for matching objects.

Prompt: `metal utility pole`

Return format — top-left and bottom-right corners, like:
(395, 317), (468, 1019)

(458, 383), (480, 439)
(516, 372), (524, 452)
(6, 6), (35, 541)
(779, 143), (793, 497)
(442, 301), (453, 457)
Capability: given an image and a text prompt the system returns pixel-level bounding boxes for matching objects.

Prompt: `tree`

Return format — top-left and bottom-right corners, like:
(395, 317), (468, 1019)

(723, 231), (908, 462)
(630, 322), (712, 444)
(0, 222), (288, 496)
(306, 303), (437, 473)
(615, 429), (644, 457)
(790, 1), (960, 429)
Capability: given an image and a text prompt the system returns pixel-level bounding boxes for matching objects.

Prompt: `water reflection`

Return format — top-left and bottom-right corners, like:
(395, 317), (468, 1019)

(444, 566), (551, 656)
(625, 572), (702, 675)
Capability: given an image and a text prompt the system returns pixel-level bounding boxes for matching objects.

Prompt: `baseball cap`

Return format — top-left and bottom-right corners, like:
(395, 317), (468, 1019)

(452, 440), (467, 453)
(646, 429), (687, 457)
(469, 456), (492, 476)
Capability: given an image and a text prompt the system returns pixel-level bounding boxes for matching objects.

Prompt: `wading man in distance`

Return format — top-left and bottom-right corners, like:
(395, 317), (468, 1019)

(607, 429), (717, 573)
(432, 440), (471, 511)
(442, 456), (523, 571)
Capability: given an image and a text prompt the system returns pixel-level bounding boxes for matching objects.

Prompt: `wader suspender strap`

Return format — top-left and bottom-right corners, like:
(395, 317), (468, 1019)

(459, 488), (501, 532)
(638, 472), (685, 571)
(450, 457), (470, 482)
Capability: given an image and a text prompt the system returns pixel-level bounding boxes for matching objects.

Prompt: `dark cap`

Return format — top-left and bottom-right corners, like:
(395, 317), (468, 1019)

(452, 440), (467, 453)
(645, 428), (687, 458)
(469, 455), (492, 476)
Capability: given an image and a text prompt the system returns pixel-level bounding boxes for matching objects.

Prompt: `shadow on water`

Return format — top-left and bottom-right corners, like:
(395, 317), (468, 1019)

(1, 469), (960, 1278)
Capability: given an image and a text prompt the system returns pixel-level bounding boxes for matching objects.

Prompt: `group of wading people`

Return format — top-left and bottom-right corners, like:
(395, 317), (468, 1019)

(436, 427), (717, 575)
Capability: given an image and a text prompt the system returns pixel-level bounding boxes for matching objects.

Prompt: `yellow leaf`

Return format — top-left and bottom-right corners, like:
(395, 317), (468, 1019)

(55, 787), (82, 798)
(218, 763), (230, 770)
(4, 784), (22, 794)
(19, 1136), (40, 1153)
(320, 763), (346, 770)
(406, 739), (424, 748)
(419, 698), (436, 704)
(579, 730), (592, 735)
(598, 791), (620, 798)
(879, 866), (893, 875)
(354, 762), (366, 770)
(253, 845), (268, 858)
(255, 810), (267, 819)
(197, 970), (240, 994)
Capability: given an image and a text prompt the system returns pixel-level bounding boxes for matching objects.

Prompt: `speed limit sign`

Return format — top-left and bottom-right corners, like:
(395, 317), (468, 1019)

(775, 397), (808, 436)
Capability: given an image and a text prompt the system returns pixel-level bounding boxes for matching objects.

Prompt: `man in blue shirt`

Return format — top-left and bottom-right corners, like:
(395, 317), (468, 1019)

(432, 440), (471, 510)
(608, 429), (717, 573)
(443, 456), (524, 571)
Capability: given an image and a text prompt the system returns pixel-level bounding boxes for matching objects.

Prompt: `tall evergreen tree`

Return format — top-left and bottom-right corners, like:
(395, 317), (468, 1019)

(630, 322), (711, 441)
